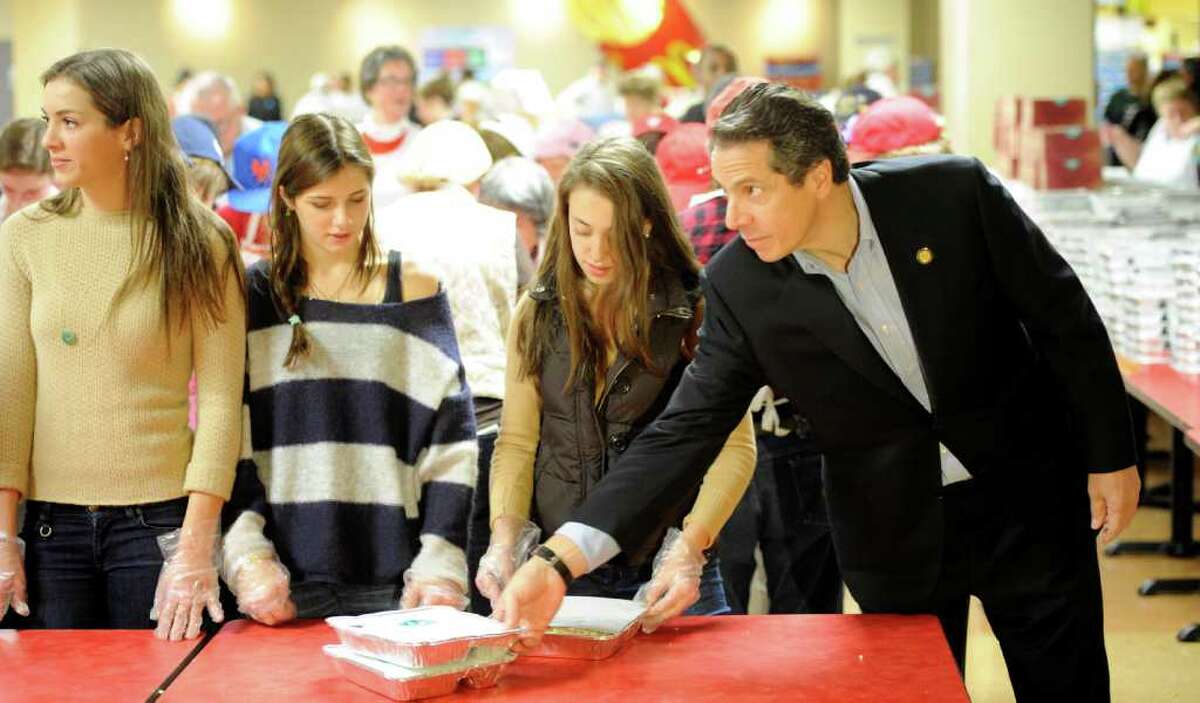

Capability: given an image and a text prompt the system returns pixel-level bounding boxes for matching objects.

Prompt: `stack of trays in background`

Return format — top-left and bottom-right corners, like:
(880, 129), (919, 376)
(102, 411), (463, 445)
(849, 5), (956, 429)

(1013, 178), (1200, 373)
(1168, 236), (1200, 374)
(1099, 237), (1174, 365)
(324, 607), (520, 701)
(1089, 189), (1170, 225)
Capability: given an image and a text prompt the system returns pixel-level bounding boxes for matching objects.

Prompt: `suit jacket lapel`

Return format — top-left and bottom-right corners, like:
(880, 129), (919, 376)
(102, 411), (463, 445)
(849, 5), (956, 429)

(853, 168), (948, 412)
(781, 256), (925, 413)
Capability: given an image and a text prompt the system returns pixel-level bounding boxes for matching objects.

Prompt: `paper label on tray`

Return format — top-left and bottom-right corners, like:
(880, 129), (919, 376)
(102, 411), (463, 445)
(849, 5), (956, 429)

(329, 606), (511, 643)
(548, 596), (645, 634)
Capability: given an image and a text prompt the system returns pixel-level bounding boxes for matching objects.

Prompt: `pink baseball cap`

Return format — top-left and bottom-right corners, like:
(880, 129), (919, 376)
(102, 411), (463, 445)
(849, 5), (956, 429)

(848, 96), (942, 158)
(631, 112), (679, 138)
(706, 76), (770, 131)
(655, 123), (712, 212)
(534, 119), (595, 161)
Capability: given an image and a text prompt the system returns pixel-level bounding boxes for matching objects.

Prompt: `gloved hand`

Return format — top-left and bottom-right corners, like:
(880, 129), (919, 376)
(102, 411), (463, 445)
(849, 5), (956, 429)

(150, 526), (224, 640)
(634, 527), (705, 633)
(475, 518), (541, 610)
(0, 533), (28, 620)
(400, 569), (469, 610)
(227, 551), (294, 626)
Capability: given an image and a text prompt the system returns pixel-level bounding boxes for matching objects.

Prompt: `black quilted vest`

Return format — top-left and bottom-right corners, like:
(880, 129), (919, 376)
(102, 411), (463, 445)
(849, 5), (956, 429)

(528, 273), (701, 566)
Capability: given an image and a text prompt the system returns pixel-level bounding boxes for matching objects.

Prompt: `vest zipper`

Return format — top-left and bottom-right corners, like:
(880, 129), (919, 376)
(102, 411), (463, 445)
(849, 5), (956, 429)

(595, 306), (693, 411)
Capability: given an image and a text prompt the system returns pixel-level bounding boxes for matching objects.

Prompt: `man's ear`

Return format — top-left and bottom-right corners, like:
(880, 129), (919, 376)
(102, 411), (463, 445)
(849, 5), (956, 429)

(808, 158), (834, 197)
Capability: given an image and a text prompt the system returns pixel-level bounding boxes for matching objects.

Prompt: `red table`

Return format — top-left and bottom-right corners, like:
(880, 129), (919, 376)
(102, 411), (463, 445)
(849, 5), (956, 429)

(0, 629), (202, 702)
(1113, 361), (1200, 561)
(163, 615), (968, 702)
(1114, 360), (1200, 643)
(1120, 361), (1200, 430)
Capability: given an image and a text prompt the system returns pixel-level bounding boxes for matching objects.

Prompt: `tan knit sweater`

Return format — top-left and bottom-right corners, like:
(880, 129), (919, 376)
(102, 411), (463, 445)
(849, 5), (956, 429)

(0, 204), (245, 505)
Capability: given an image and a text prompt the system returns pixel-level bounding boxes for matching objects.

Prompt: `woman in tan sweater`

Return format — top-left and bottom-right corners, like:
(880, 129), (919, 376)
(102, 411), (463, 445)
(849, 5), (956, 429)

(0, 49), (245, 640)
(477, 137), (756, 632)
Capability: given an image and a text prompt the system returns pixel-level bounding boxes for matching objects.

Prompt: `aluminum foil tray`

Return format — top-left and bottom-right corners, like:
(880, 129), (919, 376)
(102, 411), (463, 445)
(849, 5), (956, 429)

(327, 606), (521, 668)
(523, 596), (645, 661)
(324, 644), (516, 701)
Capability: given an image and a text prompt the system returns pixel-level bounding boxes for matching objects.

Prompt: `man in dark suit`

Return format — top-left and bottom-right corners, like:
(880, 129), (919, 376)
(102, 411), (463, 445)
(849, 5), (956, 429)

(498, 83), (1140, 701)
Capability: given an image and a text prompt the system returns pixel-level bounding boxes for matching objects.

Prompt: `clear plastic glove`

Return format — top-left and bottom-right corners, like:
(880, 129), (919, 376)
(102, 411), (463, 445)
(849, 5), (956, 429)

(0, 534), (29, 620)
(634, 527), (705, 634)
(400, 569), (469, 610)
(475, 519), (541, 609)
(228, 552), (294, 626)
(150, 527), (224, 641)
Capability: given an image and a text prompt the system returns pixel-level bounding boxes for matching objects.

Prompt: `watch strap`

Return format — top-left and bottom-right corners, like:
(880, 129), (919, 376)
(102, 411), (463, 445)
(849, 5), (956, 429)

(532, 544), (574, 587)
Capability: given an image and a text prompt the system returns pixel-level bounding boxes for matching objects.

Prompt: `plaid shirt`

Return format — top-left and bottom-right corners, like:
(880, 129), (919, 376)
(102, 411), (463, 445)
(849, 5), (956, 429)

(679, 193), (737, 265)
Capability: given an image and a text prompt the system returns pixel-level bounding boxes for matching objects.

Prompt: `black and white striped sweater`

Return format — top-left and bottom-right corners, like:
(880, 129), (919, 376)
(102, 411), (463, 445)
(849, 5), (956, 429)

(222, 258), (477, 590)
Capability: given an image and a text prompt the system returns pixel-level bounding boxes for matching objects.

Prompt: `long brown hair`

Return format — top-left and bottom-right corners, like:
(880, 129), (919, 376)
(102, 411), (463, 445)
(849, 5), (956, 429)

(38, 49), (242, 331)
(518, 137), (700, 390)
(269, 113), (380, 368)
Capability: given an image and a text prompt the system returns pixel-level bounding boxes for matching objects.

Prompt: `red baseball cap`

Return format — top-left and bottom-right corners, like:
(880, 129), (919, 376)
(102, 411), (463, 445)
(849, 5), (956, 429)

(847, 96), (942, 158)
(656, 123), (713, 212)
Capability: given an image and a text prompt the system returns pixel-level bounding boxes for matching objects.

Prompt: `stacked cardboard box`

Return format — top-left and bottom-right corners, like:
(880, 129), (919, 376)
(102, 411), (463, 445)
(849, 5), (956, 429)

(994, 97), (1100, 189)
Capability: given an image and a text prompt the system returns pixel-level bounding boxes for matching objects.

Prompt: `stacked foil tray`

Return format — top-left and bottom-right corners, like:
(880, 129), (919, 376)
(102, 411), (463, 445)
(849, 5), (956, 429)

(324, 607), (521, 700)
(324, 645), (517, 700)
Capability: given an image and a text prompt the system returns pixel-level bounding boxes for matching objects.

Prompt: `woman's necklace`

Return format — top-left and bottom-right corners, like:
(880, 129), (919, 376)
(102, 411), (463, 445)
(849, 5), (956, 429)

(306, 266), (355, 303)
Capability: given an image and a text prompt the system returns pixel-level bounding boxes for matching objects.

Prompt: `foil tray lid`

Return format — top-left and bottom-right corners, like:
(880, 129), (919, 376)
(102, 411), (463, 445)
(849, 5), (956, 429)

(548, 596), (646, 634)
(327, 606), (515, 645)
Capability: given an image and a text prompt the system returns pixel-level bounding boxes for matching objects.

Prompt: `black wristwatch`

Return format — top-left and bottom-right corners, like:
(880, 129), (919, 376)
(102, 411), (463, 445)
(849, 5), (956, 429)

(532, 544), (574, 587)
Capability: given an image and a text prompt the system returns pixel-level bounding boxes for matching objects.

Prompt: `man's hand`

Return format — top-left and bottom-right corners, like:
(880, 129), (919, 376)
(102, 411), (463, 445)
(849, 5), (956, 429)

(1088, 465), (1141, 545)
(493, 557), (567, 652)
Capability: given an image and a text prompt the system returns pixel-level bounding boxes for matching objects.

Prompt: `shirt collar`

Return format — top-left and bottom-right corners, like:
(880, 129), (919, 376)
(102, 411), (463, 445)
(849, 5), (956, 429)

(792, 174), (878, 273)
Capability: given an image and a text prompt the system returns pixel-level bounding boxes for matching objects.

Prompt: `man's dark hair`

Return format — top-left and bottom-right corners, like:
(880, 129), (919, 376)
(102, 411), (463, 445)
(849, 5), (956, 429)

(711, 82), (850, 184)
(359, 45), (417, 100)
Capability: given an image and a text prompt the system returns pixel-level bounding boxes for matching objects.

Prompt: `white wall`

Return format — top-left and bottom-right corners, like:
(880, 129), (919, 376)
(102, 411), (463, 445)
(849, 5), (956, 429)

(838, 0), (911, 90)
(940, 0), (1094, 163)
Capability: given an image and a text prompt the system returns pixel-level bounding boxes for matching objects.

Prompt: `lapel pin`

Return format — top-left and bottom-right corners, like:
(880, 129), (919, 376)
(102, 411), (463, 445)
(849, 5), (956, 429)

(915, 247), (934, 265)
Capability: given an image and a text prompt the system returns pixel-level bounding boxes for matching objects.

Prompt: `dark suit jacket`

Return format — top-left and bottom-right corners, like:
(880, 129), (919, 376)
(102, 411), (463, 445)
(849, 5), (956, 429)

(571, 155), (1136, 609)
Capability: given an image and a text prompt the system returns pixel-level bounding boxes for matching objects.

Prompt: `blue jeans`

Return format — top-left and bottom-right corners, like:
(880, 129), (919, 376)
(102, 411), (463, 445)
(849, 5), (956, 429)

(9, 498), (187, 629)
(567, 553), (731, 616)
(290, 582), (402, 618)
(717, 432), (842, 615)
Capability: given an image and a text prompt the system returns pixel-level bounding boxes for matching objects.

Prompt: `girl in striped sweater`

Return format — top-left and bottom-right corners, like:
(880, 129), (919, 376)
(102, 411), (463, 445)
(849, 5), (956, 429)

(220, 114), (477, 623)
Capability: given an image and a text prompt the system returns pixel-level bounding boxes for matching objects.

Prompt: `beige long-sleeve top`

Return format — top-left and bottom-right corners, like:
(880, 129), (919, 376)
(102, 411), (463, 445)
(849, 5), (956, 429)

(0, 204), (245, 504)
(490, 296), (756, 549)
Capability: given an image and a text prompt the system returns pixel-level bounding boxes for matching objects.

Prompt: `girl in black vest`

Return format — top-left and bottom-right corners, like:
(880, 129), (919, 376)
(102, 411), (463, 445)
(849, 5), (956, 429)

(480, 137), (756, 631)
